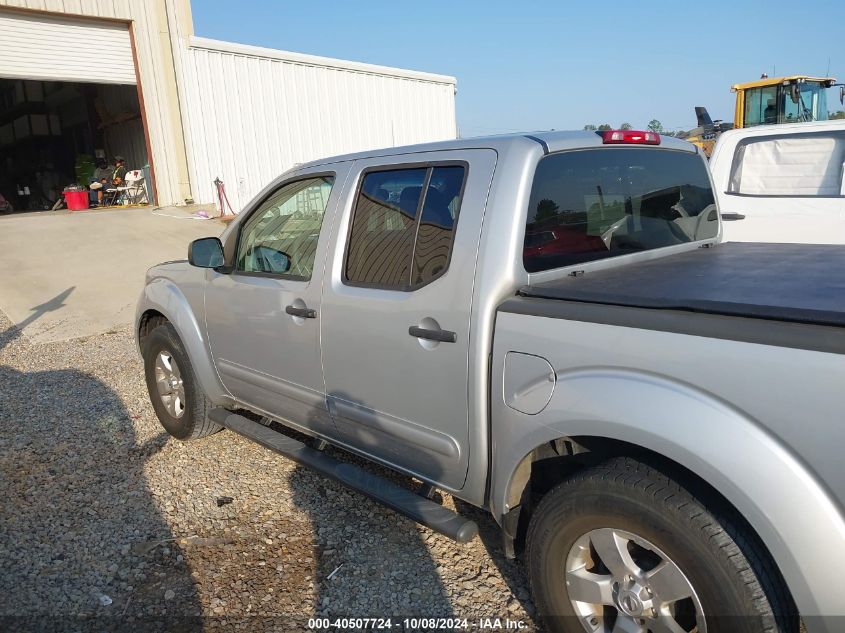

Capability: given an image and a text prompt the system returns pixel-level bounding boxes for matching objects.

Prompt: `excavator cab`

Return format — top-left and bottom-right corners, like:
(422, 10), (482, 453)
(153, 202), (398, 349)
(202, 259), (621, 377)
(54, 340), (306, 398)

(732, 76), (837, 128)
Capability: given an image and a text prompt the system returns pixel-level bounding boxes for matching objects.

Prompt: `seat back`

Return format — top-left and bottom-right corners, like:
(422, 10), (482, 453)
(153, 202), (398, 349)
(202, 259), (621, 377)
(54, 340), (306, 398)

(124, 170), (143, 184)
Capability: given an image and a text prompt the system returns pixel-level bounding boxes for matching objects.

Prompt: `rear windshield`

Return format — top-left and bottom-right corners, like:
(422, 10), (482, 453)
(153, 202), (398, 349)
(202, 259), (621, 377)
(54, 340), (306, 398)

(524, 148), (718, 273)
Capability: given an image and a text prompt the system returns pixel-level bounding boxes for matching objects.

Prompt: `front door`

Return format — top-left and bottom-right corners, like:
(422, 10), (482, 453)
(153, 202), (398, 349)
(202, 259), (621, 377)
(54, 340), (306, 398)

(205, 164), (349, 435)
(320, 150), (497, 489)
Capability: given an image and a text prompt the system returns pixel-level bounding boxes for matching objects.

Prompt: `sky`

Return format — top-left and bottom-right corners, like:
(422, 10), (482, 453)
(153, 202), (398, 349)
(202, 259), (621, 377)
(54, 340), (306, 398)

(192, 0), (845, 137)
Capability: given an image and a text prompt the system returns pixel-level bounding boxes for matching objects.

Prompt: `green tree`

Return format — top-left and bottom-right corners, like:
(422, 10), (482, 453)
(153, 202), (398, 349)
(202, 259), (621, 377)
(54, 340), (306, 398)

(534, 199), (560, 224)
(597, 124), (612, 131)
(830, 110), (845, 120)
(583, 124), (597, 130)
(620, 122), (633, 130)
(647, 119), (664, 133)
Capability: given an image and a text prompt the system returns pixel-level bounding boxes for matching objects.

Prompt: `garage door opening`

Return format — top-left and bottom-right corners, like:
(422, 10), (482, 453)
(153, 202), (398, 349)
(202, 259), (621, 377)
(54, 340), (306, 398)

(0, 79), (150, 213)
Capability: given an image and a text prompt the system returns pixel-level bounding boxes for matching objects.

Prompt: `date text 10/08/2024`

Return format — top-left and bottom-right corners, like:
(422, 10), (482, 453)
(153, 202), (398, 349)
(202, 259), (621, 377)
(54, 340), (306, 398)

(307, 618), (528, 630)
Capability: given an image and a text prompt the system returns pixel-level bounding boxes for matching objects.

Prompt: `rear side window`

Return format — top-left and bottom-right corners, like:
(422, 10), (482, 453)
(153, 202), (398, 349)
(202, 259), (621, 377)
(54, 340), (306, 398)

(524, 148), (717, 273)
(345, 165), (466, 289)
(728, 132), (845, 197)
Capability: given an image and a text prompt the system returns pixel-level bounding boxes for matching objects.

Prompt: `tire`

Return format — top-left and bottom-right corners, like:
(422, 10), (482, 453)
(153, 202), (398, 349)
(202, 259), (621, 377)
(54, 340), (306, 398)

(142, 321), (222, 440)
(526, 457), (796, 633)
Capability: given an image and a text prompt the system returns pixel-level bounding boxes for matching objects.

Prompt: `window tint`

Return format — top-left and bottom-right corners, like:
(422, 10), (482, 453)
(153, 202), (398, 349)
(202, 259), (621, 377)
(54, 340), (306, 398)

(237, 176), (334, 279)
(728, 132), (845, 196)
(345, 168), (426, 288)
(345, 165), (466, 289)
(413, 166), (464, 285)
(524, 149), (717, 273)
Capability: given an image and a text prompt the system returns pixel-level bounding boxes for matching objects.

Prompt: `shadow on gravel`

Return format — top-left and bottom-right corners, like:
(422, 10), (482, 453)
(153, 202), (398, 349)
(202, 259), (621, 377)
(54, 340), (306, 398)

(453, 498), (537, 618)
(280, 393), (456, 625)
(0, 290), (201, 632)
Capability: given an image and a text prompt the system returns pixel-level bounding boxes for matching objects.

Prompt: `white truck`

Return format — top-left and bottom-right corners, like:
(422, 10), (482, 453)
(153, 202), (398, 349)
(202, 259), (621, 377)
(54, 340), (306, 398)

(711, 119), (845, 243)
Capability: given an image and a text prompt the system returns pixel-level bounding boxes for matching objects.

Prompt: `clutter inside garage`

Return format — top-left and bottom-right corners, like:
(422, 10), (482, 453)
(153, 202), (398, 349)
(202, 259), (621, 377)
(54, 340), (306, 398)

(0, 79), (149, 213)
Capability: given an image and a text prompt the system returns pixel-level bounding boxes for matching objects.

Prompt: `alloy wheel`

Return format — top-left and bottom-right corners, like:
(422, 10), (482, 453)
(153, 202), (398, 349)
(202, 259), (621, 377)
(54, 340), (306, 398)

(154, 350), (186, 418)
(565, 528), (705, 633)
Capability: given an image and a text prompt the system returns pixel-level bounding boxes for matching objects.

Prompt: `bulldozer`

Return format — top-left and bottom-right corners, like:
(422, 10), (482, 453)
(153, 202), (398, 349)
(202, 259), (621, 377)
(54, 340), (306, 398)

(684, 75), (844, 157)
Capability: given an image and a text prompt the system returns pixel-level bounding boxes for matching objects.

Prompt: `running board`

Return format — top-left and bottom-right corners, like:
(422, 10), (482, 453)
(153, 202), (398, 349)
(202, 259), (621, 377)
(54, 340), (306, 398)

(209, 409), (479, 544)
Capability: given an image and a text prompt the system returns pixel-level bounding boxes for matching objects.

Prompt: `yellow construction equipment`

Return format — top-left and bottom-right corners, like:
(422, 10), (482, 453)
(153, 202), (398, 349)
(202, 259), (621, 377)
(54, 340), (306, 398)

(733, 75), (838, 128)
(684, 75), (844, 157)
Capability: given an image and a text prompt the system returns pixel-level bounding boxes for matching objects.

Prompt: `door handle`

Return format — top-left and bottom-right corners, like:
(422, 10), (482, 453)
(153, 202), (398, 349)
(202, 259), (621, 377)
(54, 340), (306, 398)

(286, 305), (317, 319)
(409, 325), (456, 343)
(720, 212), (746, 221)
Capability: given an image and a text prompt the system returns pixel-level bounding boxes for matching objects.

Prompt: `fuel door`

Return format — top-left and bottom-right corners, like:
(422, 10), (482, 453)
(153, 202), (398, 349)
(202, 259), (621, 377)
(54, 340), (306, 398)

(503, 352), (556, 415)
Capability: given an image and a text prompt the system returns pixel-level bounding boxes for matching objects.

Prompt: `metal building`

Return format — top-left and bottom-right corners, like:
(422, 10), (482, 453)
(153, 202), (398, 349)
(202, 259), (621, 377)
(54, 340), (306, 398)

(0, 0), (457, 210)
(177, 37), (457, 211)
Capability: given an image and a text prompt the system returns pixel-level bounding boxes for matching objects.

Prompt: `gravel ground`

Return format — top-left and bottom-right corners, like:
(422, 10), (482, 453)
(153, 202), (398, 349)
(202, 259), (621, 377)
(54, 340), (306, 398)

(0, 311), (539, 632)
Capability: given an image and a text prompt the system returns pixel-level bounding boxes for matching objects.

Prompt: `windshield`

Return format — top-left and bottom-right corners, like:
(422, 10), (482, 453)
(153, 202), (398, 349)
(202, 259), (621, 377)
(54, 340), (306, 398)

(745, 82), (831, 126)
(524, 148), (718, 273)
(782, 82), (829, 123)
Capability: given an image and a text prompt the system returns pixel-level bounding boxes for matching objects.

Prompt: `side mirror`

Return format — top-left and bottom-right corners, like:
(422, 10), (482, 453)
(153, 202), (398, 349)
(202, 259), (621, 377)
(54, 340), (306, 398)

(188, 237), (225, 268)
(789, 84), (800, 104)
(840, 85), (844, 105)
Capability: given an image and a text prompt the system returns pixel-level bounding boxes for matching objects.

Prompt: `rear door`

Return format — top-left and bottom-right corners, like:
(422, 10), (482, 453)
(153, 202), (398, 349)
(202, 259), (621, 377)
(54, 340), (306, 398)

(205, 163), (350, 436)
(320, 150), (497, 489)
(712, 127), (845, 244)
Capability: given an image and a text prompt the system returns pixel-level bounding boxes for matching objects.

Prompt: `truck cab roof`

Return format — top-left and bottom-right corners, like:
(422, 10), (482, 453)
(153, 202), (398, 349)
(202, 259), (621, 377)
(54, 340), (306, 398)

(294, 129), (698, 172)
(731, 75), (837, 91)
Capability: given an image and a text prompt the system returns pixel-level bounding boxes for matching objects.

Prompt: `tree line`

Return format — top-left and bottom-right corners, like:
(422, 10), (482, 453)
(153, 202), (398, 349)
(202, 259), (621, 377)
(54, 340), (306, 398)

(583, 120), (679, 135)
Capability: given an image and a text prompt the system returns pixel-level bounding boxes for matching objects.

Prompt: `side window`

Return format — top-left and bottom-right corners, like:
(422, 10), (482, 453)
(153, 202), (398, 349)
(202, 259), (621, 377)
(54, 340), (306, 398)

(236, 176), (334, 279)
(744, 86), (779, 127)
(345, 165), (466, 289)
(413, 166), (464, 285)
(728, 133), (845, 196)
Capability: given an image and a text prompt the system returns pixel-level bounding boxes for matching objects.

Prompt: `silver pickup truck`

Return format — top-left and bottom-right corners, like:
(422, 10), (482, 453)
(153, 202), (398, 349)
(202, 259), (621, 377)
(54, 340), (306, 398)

(136, 130), (845, 633)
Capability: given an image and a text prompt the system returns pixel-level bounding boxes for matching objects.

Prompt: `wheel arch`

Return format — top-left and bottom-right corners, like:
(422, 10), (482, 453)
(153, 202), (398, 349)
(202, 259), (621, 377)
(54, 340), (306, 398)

(491, 371), (845, 629)
(504, 436), (782, 574)
(136, 279), (231, 405)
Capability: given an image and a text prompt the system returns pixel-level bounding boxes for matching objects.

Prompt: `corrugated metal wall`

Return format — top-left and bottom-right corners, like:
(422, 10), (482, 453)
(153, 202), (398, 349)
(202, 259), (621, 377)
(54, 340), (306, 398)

(0, 0), (192, 206)
(178, 38), (457, 212)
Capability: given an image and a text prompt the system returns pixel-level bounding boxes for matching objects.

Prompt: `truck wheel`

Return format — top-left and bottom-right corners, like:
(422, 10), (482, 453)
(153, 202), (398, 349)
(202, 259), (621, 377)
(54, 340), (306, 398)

(526, 457), (795, 633)
(142, 321), (222, 440)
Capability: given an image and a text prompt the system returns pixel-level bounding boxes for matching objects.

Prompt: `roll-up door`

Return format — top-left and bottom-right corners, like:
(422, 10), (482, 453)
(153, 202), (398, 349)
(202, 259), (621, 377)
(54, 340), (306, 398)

(0, 10), (136, 85)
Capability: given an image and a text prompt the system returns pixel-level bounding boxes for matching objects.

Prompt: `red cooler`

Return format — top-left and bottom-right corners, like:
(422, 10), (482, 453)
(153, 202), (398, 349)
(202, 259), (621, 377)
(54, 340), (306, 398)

(63, 190), (89, 211)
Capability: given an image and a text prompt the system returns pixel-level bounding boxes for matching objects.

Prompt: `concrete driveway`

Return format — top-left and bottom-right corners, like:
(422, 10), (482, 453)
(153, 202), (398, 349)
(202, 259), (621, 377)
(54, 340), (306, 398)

(0, 206), (224, 343)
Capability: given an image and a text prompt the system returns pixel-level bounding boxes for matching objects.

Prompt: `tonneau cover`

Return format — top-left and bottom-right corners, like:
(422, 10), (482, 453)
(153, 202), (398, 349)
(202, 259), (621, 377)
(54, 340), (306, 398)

(519, 242), (845, 327)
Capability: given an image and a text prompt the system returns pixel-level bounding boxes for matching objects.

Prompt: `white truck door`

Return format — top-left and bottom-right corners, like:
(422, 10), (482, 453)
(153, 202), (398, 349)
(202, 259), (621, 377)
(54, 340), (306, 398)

(712, 125), (845, 244)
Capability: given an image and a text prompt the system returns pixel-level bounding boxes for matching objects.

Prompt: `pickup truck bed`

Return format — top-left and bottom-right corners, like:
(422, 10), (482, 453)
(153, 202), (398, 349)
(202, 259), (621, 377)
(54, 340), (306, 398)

(506, 242), (845, 354)
(520, 242), (845, 325)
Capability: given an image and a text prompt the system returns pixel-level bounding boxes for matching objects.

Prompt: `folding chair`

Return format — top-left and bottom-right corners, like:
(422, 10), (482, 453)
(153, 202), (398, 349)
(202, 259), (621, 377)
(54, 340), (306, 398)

(112, 170), (146, 205)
